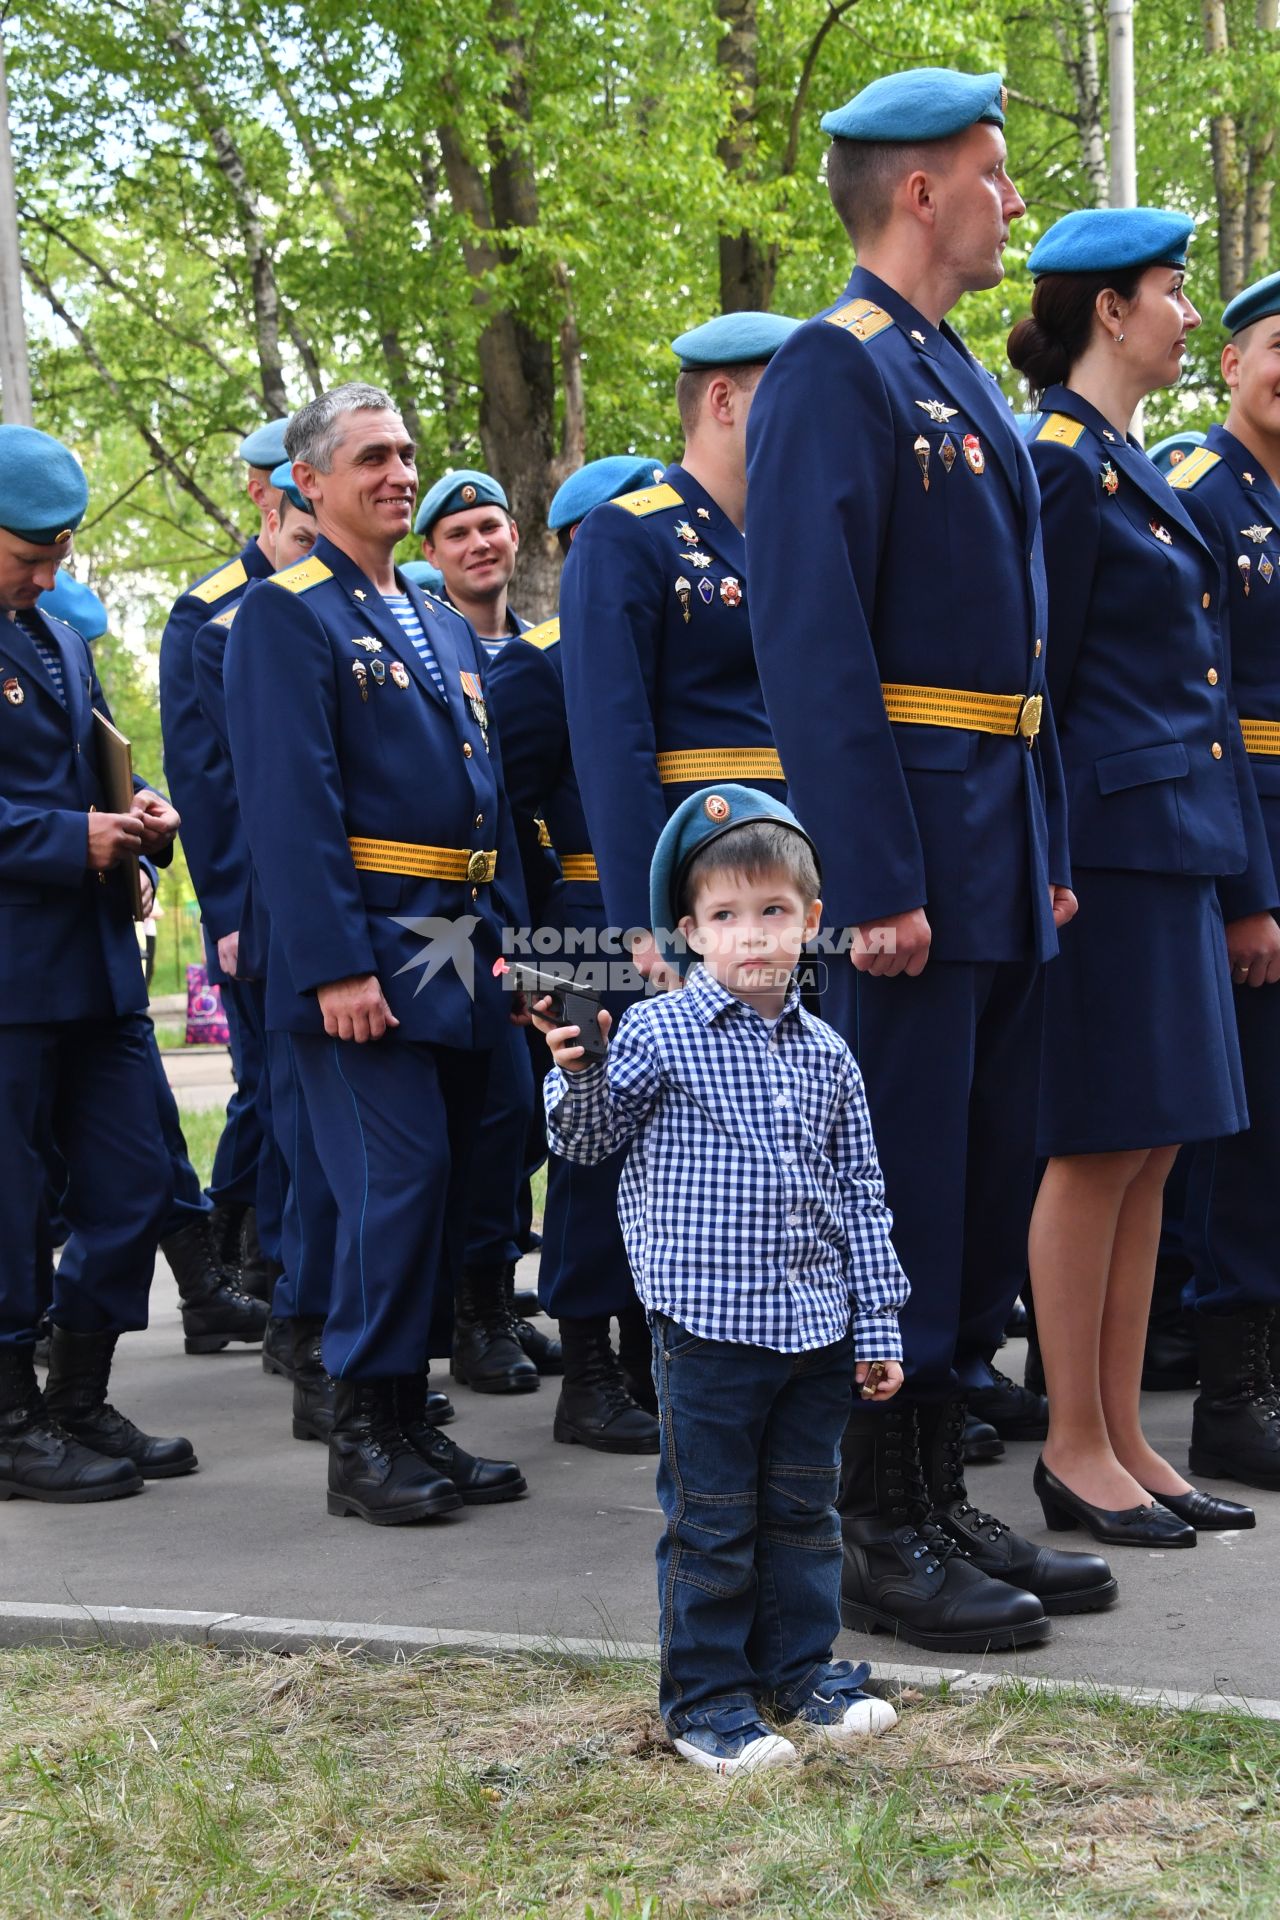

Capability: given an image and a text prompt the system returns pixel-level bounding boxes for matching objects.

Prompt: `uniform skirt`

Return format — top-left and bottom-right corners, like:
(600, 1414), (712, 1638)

(1038, 867), (1247, 1157)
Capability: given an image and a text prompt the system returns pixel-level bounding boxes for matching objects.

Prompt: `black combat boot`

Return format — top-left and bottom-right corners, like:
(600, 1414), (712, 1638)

(553, 1316), (660, 1453)
(451, 1263), (538, 1393)
(238, 1206), (283, 1304)
(962, 1411), (1004, 1463)
(617, 1300), (659, 1415)
(0, 1343), (143, 1502)
(326, 1380), (464, 1524)
(161, 1215), (268, 1354)
(1189, 1307), (1280, 1491)
(1141, 1251), (1199, 1391)
(965, 1365), (1049, 1441)
(922, 1397), (1116, 1614)
(262, 1316), (296, 1379)
(43, 1326), (196, 1478)
(504, 1262), (563, 1375)
(393, 1377), (527, 1503)
(290, 1318), (337, 1443)
(206, 1198), (248, 1279)
(839, 1403), (1051, 1652)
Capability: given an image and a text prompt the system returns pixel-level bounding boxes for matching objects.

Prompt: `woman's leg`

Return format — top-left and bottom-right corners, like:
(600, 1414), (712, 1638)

(1099, 1143), (1187, 1495)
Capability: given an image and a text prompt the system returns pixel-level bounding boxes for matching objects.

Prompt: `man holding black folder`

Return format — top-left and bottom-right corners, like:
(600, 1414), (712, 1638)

(0, 424), (195, 1504)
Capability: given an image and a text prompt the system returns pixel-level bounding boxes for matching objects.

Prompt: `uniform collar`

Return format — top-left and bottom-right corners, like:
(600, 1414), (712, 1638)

(3, 604), (81, 725)
(1039, 384), (1208, 551)
(1205, 424), (1280, 526)
(666, 463), (746, 574)
(242, 535), (275, 581)
(683, 959), (803, 1026)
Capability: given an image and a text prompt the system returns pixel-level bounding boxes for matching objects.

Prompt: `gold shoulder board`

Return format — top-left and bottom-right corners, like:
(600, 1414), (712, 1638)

(189, 557), (248, 605)
(273, 555), (334, 594)
(211, 606), (237, 629)
(823, 299), (894, 343)
(523, 617), (560, 650)
(611, 483), (683, 516)
(1035, 413), (1087, 448)
(1168, 446), (1222, 491)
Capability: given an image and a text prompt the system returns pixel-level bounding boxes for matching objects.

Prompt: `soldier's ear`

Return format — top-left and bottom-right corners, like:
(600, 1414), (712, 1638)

(1221, 341), (1241, 391)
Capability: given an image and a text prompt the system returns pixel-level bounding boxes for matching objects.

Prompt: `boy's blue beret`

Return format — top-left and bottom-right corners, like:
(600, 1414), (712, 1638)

(414, 469), (508, 537)
(399, 559), (446, 593)
(649, 784), (819, 968)
(822, 69), (1006, 143)
(670, 313), (801, 371)
(1147, 431), (1206, 476)
(0, 425), (88, 545)
(269, 459), (313, 514)
(1222, 270), (1280, 336)
(548, 456), (664, 531)
(39, 570), (108, 639)
(237, 418), (291, 469)
(1027, 208), (1194, 277)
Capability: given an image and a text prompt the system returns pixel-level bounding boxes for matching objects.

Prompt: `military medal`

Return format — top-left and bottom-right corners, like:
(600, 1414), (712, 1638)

(963, 434), (985, 475)
(675, 577), (691, 624)
(1239, 554), (1252, 596)
(3, 676), (23, 705)
(1261, 557), (1275, 586)
(720, 576), (742, 607)
(697, 577), (714, 604)
(688, 550), (712, 568)
(352, 634), (383, 652)
(1150, 521), (1173, 545)
(1241, 524), (1273, 543)
(675, 521), (699, 544)
(460, 669), (489, 743)
(913, 434), (931, 493)
(915, 398), (958, 425)
(370, 657), (387, 685)
(939, 435), (957, 475)
(1099, 462), (1118, 495)
(390, 660), (410, 688)
(351, 661), (369, 702)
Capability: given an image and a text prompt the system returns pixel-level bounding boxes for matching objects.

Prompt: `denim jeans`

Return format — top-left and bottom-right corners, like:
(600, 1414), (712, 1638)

(651, 1310), (855, 1734)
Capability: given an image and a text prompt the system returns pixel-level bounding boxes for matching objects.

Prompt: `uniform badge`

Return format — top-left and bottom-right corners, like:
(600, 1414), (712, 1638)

(696, 507), (711, 520)
(353, 588), (367, 600)
(939, 435), (957, 475)
(1102, 430), (1117, 442)
(351, 661), (369, 701)
(688, 551), (712, 568)
(1241, 524), (1273, 543)
(1150, 521), (1173, 545)
(1239, 554), (1252, 596)
(910, 329), (926, 344)
(675, 577), (691, 623)
(1244, 471), (1256, 485)
(3, 676), (23, 705)
(351, 635), (383, 652)
(704, 793), (730, 822)
(1260, 557), (1275, 586)
(461, 483), (477, 504)
(370, 658), (387, 685)
(697, 577), (714, 604)
(720, 576), (742, 607)
(460, 669), (489, 739)
(390, 660), (410, 688)
(1168, 449), (1186, 466)
(963, 434), (984, 475)
(913, 434), (931, 493)
(675, 521), (699, 544)
(1101, 462), (1119, 495)
(915, 398), (958, 425)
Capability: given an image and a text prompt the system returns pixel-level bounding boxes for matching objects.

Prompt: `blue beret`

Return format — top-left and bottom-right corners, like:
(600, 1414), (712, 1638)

(1147, 431), (1206, 476)
(822, 68), (1005, 143)
(0, 426), (88, 545)
(1222, 270), (1280, 336)
(237, 418), (290, 469)
(414, 469), (509, 537)
(399, 559), (446, 594)
(39, 571), (107, 640)
(268, 459), (313, 515)
(548, 456), (664, 532)
(670, 313), (802, 371)
(649, 784), (820, 969)
(1027, 208), (1194, 277)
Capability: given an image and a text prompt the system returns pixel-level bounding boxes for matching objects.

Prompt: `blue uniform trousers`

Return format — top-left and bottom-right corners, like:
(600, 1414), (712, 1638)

(147, 1023), (213, 1234)
(266, 1030), (338, 1323)
(1185, 980), (1280, 1314)
(208, 975), (285, 1262)
(824, 957), (1045, 1402)
(291, 1035), (490, 1380)
(1, 1015), (169, 1344)
(463, 1020), (534, 1266)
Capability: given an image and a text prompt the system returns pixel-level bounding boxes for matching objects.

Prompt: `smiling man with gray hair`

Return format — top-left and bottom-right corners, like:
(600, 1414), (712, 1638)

(224, 380), (529, 1525)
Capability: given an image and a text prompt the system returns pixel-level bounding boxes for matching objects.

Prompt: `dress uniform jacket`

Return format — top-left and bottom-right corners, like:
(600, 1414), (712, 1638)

(558, 463), (784, 938)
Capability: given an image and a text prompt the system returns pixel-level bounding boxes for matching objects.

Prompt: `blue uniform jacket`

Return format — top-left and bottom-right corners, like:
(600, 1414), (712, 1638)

(745, 267), (1069, 965)
(224, 535), (527, 1045)
(0, 607), (159, 1022)
(1030, 388), (1269, 897)
(191, 597), (273, 981)
(1168, 425), (1280, 919)
(558, 463), (784, 936)
(159, 538), (272, 977)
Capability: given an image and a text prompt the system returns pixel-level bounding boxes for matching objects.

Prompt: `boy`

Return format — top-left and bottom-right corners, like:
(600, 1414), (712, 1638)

(536, 785), (908, 1777)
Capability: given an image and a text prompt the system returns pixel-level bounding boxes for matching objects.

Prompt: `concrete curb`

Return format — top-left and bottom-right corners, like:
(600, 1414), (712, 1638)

(2, 1601), (1278, 1721)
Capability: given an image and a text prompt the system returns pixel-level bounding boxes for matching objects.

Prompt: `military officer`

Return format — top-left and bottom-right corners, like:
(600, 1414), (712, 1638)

(0, 424), (194, 1501)
(1169, 270), (1280, 1489)
(746, 69), (1113, 1651)
(415, 470), (527, 650)
(225, 381), (527, 1524)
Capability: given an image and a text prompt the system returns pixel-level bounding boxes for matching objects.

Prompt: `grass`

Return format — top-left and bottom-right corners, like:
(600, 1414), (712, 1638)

(0, 1646), (1276, 1919)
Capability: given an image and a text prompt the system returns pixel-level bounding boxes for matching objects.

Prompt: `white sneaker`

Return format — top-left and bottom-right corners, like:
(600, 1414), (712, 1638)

(797, 1662), (898, 1742)
(672, 1712), (799, 1778)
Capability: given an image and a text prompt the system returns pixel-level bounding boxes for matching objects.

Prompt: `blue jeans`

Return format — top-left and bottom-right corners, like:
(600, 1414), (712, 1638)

(651, 1310), (855, 1734)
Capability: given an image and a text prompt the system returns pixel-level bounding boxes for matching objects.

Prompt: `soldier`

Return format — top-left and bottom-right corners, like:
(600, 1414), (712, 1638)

(225, 381), (527, 1524)
(746, 69), (1114, 1649)
(415, 470), (526, 649)
(0, 424), (194, 1501)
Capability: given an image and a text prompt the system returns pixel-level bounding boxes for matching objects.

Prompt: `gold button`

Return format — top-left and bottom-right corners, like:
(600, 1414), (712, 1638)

(1202, 593), (1211, 609)
(463, 742), (473, 758)
(1212, 741), (1223, 759)
(1207, 668), (1219, 686)
(475, 812), (484, 828)
(1034, 638), (1042, 658)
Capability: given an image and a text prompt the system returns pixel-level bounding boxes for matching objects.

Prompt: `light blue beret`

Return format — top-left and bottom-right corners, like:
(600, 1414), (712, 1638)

(39, 571), (108, 640)
(649, 784), (820, 969)
(1027, 208), (1195, 277)
(237, 418), (291, 469)
(822, 68), (1005, 142)
(1147, 431), (1206, 476)
(414, 469), (508, 537)
(670, 313), (802, 370)
(1223, 271), (1280, 336)
(548, 456), (665, 532)
(0, 425), (88, 545)
(268, 459), (313, 515)
(399, 559), (446, 594)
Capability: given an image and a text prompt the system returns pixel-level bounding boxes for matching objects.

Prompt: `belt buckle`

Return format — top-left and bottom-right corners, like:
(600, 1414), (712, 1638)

(1017, 693), (1043, 744)
(466, 849), (493, 884)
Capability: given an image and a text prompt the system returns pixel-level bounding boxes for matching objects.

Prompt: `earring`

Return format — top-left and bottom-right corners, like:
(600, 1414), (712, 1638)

(1115, 332), (1125, 344)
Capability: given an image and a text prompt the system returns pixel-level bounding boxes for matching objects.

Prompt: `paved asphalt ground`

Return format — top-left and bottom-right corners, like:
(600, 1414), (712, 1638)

(4, 1248), (1278, 1700)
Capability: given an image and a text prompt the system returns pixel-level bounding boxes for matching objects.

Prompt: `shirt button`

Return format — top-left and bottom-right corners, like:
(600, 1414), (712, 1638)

(1202, 593), (1211, 609)
(475, 812), (484, 828)
(781, 1152), (796, 1167)
(774, 1094), (788, 1108)
(463, 742), (473, 758)
(1207, 668), (1219, 686)
(1212, 741), (1223, 759)
(1034, 638), (1043, 658)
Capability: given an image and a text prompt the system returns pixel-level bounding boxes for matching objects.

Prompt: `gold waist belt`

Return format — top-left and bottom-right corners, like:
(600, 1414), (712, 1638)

(559, 854), (600, 883)
(348, 837), (497, 884)
(882, 682), (1043, 742)
(1240, 718), (1280, 757)
(655, 748), (784, 784)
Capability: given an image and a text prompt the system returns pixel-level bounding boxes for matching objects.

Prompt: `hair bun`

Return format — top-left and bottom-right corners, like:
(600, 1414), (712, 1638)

(1006, 315), (1070, 394)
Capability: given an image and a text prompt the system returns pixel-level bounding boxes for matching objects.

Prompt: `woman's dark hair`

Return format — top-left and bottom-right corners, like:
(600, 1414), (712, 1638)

(1007, 265), (1145, 398)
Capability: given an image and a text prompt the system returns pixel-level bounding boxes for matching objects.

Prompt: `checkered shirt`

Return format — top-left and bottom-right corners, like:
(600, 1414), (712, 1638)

(544, 963), (907, 1358)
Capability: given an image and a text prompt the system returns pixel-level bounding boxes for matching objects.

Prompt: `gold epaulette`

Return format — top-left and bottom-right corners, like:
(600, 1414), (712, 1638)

(272, 555), (333, 594)
(189, 557), (248, 605)
(823, 298), (894, 343)
(210, 606), (237, 629)
(1035, 413), (1086, 449)
(523, 616), (560, 649)
(1168, 446), (1222, 491)
(611, 483), (683, 516)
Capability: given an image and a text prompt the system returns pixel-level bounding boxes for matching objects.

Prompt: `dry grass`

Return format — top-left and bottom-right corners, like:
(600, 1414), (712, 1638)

(1, 1644), (1277, 1919)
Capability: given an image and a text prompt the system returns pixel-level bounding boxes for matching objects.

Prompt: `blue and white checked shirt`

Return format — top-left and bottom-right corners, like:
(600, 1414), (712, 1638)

(544, 963), (908, 1359)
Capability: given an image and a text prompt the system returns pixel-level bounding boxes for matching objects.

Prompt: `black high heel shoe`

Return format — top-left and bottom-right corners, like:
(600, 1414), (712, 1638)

(1146, 1485), (1255, 1531)
(1033, 1458), (1196, 1548)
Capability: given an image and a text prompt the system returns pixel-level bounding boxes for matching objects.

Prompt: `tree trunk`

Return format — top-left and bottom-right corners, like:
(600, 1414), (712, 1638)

(1203, 0), (1245, 299)
(1244, 0), (1279, 278)
(1078, 0), (1109, 205)
(716, 0), (774, 312)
